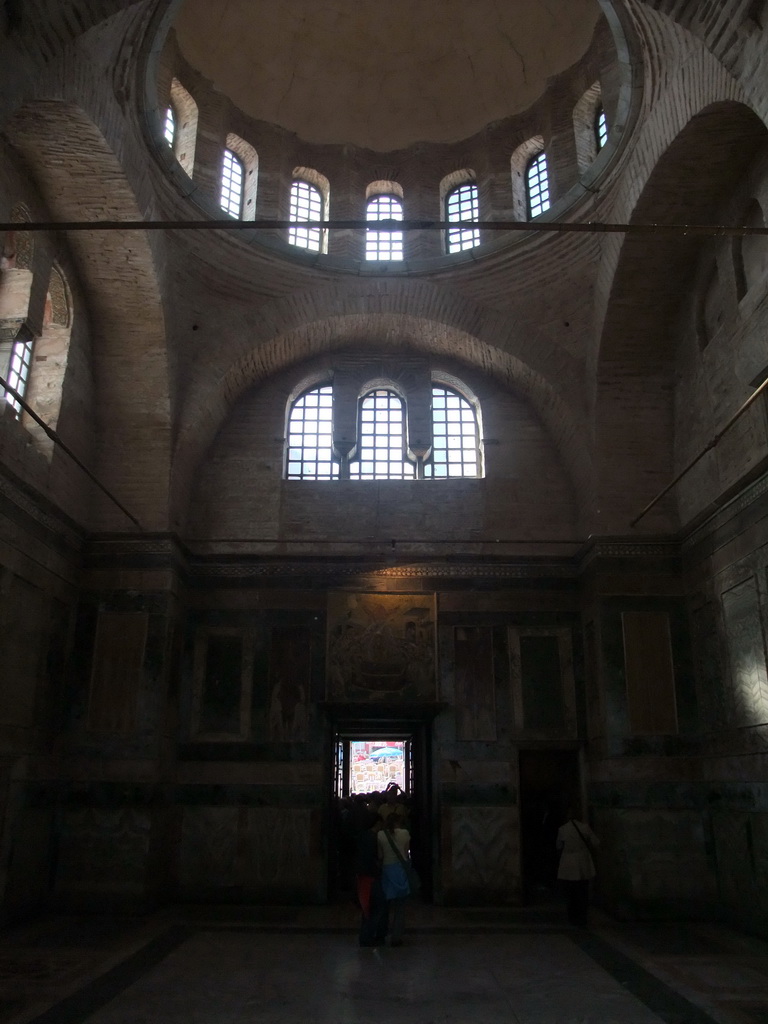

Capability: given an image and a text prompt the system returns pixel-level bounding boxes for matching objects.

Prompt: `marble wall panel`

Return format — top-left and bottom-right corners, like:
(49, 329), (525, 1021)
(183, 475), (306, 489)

(447, 805), (519, 898)
(87, 612), (148, 734)
(178, 806), (238, 888)
(200, 634), (244, 734)
(268, 627), (311, 741)
(592, 806), (717, 914)
(0, 574), (45, 728)
(241, 808), (314, 889)
(55, 808), (151, 897)
(712, 809), (768, 932)
(620, 809), (716, 903)
(622, 611), (678, 735)
(691, 601), (727, 733)
(721, 577), (768, 728)
(453, 626), (496, 741)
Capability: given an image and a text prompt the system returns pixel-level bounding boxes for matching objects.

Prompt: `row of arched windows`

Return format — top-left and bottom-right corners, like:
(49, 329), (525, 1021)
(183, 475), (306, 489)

(163, 94), (608, 260)
(285, 383), (482, 480)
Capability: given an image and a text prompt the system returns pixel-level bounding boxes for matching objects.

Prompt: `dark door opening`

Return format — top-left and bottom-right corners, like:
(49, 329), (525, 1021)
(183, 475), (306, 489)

(328, 718), (431, 902)
(518, 749), (580, 902)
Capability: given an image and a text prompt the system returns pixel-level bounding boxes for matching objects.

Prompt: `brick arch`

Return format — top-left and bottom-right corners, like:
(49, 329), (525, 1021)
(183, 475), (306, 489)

(4, 99), (171, 530)
(593, 99), (768, 532)
(172, 314), (592, 533)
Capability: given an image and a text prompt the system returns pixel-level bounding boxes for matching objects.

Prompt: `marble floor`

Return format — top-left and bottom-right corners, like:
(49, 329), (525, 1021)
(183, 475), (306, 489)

(2, 901), (768, 1024)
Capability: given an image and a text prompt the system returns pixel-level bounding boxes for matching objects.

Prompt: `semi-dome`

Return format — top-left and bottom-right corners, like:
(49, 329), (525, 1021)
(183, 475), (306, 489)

(174, 0), (603, 150)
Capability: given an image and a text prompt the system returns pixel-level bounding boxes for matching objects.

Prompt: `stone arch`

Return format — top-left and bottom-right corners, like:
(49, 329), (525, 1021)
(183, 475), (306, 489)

(4, 99), (171, 530)
(593, 99), (768, 532)
(733, 197), (768, 299)
(172, 313), (591, 534)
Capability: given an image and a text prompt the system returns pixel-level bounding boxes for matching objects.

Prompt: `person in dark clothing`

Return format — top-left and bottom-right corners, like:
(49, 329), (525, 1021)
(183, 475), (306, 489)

(354, 810), (388, 947)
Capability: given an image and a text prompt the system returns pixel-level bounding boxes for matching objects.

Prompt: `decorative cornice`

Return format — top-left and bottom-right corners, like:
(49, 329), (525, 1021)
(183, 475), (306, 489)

(188, 560), (579, 580)
(682, 468), (768, 553)
(0, 469), (84, 550)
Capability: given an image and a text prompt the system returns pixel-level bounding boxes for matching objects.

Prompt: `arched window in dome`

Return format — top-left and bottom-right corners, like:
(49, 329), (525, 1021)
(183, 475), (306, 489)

(573, 82), (605, 173)
(163, 106), (176, 147)
(289, 179), (324, 253)
(425, 386), (482, 478)
(350, 389), (414, 479)
(166, 78), (198, 177)
(222, 134), (258, 221)
(286, 385), (339, 480)
(220, 149), (244, 218)
(595, 106), (608, 150)
(365, 184), (404, 261)
(526, 151), (550, 219)
(3, 329), (33, 417)
(444, 179), (480, 254)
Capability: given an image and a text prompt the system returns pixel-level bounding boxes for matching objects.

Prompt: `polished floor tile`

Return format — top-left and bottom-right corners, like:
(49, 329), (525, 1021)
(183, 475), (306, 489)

(2, 905), (767, 1024)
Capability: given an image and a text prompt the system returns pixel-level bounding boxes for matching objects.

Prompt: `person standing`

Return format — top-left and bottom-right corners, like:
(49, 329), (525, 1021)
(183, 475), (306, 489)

(354, 810), (388, 947)
(377, 813), (412, 946)
(556, 809), (599, 927)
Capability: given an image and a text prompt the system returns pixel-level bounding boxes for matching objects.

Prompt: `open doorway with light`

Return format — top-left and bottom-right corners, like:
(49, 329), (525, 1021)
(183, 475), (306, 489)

(328, 719), (431, 901)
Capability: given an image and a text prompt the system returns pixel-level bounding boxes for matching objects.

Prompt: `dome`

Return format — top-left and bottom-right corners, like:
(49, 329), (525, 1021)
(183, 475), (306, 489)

(174, 0), (604, 151)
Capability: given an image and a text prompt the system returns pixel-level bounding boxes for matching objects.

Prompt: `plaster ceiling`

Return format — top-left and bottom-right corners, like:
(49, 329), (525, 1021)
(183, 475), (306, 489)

(174, 0), (603, 151)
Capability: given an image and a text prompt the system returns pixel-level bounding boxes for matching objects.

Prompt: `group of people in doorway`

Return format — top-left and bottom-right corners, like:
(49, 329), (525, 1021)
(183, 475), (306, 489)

(340, 788), (600, 945)
(338, 783), (416, 947)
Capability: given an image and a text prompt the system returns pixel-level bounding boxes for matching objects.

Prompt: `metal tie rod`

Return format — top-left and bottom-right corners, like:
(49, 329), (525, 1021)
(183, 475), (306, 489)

(0, 374), (144, 531)
(2, 219), (768, 236)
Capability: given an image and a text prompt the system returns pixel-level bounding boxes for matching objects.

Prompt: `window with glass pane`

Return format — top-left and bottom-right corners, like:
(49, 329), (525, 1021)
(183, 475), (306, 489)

(220, 149), (244, 218)
(596, 107), (608, 150)
(349, 390), (414, 479)
(446, 183), (480, 253)
(163, 106), (176, 147)
(289, 180), (324, 252)
(286, 385), (339, 479)
(526, 152), (550, 218)
(425, 387), (480, 478)
(4, 335), (33, 416)
(365, 195), (404, 261)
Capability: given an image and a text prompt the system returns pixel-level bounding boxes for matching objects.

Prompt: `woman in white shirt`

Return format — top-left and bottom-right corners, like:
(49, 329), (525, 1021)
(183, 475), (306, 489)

(556, 810), (599, 927)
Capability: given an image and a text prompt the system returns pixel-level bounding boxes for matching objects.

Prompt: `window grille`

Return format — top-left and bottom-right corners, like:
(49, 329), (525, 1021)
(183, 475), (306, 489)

(365, 195), (404, 261)
(446, 183), (480, 253)
(425, 387), (481, 477)
(163, 106), (176, 147)
(286, 385), (339, 479)
(526, 152), (550, 219)
(4, 334), (33, 416)
(596, 107), (608, 150)
(220, 149), (244, 218)
(349, 390), (414, 479)
(289, 180), (324, 252)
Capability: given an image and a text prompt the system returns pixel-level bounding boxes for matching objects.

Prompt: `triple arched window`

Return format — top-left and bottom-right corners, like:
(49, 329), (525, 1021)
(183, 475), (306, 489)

(286, 383), (482, 480)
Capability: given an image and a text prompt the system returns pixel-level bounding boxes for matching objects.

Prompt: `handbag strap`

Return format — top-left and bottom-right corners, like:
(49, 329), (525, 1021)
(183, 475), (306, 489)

(571, 819), (593, 854)
(383, 827), (409, 869)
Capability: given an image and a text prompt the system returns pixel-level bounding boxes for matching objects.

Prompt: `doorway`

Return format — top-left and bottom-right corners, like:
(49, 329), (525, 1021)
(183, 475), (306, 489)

(518, 749), (580, 902)
(328, 717), (432, 901)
